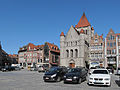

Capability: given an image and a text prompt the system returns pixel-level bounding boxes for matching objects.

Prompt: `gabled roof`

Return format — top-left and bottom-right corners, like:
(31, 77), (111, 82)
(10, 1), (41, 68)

(75, 12), (91, 28)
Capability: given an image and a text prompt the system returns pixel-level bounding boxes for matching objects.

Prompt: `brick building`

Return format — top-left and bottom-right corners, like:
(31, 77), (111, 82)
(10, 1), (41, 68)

(18, 42), (60, 68)
(9, 54), (18, 64)
(0, 42), (12, 67)
(104, 29), (120, 68)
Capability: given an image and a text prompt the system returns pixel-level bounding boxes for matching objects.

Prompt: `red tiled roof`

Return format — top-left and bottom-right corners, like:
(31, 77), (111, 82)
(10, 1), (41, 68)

(60, 32), (65, 36)
(75, 12), (91, 28)
(100, 34), (103, 40)
(46, 42), (60, 53)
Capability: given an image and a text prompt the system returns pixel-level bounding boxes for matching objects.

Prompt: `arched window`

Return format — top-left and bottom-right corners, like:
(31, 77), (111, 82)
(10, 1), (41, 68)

(70, 49), (73, 57)
(66, 50), (69, 57)
(75, 49), (78, 58)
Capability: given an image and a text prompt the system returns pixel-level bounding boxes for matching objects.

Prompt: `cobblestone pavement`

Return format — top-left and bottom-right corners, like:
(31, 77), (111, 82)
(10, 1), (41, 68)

(0, 69), (120, 90)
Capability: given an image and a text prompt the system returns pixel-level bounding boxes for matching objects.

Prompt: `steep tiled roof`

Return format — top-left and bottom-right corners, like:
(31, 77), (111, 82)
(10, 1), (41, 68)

(60, 32), (65, 36)
(46, 42), (60, 53)
(75, 12), (91, 28)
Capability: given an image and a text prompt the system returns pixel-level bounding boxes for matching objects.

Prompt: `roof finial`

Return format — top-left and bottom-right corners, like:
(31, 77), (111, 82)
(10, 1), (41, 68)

(83, 12), (85, 16)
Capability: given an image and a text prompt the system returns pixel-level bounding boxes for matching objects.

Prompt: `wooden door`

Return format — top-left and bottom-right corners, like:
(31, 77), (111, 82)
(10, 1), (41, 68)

(69, 63), (75, 68)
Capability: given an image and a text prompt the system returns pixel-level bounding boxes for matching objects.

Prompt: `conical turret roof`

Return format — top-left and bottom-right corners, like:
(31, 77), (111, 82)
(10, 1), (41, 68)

(75, 12), (91, 28)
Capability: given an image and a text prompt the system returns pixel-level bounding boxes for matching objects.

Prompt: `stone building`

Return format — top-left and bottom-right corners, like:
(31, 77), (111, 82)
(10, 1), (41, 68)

(104, 29), (120, 68)
(89, 33), (104, 67)
(60, 13), (93, 68)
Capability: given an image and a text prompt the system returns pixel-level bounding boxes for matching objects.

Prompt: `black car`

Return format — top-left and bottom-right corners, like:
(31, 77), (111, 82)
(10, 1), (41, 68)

(63, 67), (87, 84)
(106, 66), (114, 74)
(1, 66), (14, 72)
(43, 67), (67, 82)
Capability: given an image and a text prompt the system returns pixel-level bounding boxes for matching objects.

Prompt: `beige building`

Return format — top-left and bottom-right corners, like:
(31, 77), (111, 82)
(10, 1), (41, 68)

(60, 13), (93, 68)
(89, 33), (104, 67)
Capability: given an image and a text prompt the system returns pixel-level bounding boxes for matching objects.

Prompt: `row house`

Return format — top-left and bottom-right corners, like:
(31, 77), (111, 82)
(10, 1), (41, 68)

(104, 29), (120, 68)
(89, 33), (104, 67)
(18, 42), (60, 68)
(0, 42), (12, 67)
(9, 54), (18, 64)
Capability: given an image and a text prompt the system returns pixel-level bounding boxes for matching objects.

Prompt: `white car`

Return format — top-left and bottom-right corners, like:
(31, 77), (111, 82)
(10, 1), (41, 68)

(88, 69), (111, 87)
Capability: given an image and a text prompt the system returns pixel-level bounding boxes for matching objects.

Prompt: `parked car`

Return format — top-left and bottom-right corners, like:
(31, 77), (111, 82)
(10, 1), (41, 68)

(117, 67), (120, 75)
(88, 68), (111, 87)
(106, 66), (114, 74)
(43, 67), (67, 82)
(30, 67), (37, 71)
(89, 67), (96, 74)
(14, 66), (21, 71)
(1, 66), (13, 72)
(38, 66), (45, 72)
(63, 67), (87, 84)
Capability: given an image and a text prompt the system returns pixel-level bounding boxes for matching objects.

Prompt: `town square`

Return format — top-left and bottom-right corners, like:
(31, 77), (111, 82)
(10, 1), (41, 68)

(0, 0), (120, 90)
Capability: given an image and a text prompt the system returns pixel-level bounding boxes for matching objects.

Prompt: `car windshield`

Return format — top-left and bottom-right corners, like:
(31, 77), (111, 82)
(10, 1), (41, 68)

(92, 70), (108, 74)
(49, 67), (59, 72)
(68, 68), (81, 73)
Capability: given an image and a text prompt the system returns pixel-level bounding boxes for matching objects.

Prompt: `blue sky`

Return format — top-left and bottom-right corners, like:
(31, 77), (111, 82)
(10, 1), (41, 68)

(0, 0), (120, 54)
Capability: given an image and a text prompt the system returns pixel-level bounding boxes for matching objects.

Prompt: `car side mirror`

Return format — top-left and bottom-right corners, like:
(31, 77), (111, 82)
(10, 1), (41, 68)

(89, 73), (91, 75)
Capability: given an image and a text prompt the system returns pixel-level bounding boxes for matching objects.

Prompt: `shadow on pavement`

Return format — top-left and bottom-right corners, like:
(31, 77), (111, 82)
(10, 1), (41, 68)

(115, 80), (120, 87)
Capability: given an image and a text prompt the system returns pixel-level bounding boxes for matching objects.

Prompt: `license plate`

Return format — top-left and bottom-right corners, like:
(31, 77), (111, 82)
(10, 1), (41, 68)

(66, 79), (72, 81)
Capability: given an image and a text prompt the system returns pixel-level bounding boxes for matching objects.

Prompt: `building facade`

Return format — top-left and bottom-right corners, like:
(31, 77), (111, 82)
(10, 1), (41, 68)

(89, 33), (104, 67)
(104, 29), (120, 69)
(0, 42), (12, 67)
(9, 54), (18, 64)
(60, 13), (93, 68)
(18, 42), (60, 68)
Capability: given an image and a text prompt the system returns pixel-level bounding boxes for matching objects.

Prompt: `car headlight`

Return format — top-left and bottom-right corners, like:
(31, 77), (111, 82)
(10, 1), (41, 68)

(104, 78), (110, 80)
(90, 78), (93, 80)
(73, 76), (78, 79)
(64, 76), (66, 78)
(51, 74), (56, 78)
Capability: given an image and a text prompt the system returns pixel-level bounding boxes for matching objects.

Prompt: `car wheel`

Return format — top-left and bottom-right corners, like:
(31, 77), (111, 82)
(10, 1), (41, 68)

(57, 77), (61, 82)
(78, 78), (81, 84)
(85, 76), (87, 81)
